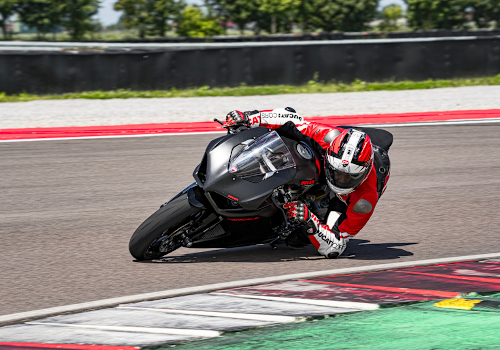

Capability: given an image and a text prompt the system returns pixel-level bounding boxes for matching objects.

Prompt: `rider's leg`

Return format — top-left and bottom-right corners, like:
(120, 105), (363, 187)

(286, 196), (347, 250)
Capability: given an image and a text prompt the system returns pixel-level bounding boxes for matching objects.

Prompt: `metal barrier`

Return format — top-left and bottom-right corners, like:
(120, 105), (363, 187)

(1, 36), (499, 94)
(77, 29), (500, 43)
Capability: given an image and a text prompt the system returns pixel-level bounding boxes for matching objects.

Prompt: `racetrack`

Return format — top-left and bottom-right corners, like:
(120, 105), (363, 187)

(1, 122), (499, 316)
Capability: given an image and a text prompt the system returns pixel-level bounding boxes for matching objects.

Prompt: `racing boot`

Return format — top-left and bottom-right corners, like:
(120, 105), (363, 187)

(285, 225), (311, 250)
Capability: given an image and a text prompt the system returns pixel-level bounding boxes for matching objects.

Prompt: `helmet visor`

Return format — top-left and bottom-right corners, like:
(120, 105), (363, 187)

(325, 163), (368, 190)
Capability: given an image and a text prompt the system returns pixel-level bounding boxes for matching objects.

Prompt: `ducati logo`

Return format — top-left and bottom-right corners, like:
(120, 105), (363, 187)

(342, 160), (349, 164)
(261, 112), (303, 122)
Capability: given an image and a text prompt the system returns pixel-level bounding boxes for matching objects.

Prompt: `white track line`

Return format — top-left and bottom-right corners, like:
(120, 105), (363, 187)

(2, 252), (500, 325)
(212, 293), (376, 310)
(367, 118), (500, 128)
(117, 306), (298, 323)
(26, 322), (220, 337)
(1, 118), (499, 143)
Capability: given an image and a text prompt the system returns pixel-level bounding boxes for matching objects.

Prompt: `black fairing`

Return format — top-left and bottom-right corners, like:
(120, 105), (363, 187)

(193, 127), (318, 217)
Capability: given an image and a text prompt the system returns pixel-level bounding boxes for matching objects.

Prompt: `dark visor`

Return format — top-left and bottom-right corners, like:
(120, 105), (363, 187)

(325, 163), (368, 189)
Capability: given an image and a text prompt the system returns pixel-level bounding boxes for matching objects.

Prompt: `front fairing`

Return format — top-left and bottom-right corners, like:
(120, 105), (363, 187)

(197, 128), (296, 210)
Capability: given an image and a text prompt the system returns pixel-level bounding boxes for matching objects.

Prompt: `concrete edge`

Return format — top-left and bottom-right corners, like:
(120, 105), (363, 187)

(2, 252), (500, 327)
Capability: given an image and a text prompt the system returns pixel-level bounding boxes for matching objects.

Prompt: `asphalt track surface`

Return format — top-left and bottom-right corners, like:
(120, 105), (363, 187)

(1, 123), (499, 316)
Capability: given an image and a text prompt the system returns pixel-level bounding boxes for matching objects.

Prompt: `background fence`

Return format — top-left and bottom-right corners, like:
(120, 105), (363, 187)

(1, 36), (500, 94)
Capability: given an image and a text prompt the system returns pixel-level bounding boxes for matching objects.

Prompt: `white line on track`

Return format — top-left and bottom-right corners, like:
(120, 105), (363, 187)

(367, 118), (500, 128)
(117, 306), (298, 323)
(1, 118), (499, 143)
(212, 293), (377, 310)
(2, 252), (500, 326)
(26, 322), (221, 337)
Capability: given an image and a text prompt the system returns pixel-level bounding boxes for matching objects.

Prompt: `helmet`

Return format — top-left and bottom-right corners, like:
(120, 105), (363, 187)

(325, 129), (374, 196)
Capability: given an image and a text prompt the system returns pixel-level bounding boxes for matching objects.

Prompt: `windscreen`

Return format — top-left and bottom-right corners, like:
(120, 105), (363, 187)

(229, 131), (295, 180)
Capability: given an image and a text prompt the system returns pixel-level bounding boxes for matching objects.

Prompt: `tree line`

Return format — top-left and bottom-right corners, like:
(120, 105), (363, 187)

(1, 0), (500, 40)
(0, 0), (100, 39)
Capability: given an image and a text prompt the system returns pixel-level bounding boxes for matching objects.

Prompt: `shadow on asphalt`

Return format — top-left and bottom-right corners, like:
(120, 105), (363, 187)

(343, 239), (416, 260)
(135, 239), (416, 264)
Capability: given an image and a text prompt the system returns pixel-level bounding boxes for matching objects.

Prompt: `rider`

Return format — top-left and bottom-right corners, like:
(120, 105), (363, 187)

(224, 107), (391, 259)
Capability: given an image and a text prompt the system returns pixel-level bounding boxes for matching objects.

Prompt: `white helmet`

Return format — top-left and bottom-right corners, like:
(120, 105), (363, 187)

(325, 129), (374, 195)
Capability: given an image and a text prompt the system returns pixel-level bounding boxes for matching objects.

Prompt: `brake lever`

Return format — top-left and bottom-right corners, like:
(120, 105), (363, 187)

(214, 118), (233, 134)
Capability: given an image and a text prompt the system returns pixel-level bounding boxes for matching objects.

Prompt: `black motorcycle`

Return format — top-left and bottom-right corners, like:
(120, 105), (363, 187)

(129, 122), (392, 260)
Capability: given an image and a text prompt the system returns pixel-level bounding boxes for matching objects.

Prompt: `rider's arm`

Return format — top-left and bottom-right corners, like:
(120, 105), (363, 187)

(337, 190), (379, 237)
(335, 171), (380, 237)
(248, 109), (344, 149)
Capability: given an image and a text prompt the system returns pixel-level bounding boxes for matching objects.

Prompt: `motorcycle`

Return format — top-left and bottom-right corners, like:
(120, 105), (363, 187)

(129, 121), (392, 260)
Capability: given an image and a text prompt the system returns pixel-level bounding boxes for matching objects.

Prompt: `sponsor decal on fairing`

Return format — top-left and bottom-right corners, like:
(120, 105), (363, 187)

(301, 180), (315, 186)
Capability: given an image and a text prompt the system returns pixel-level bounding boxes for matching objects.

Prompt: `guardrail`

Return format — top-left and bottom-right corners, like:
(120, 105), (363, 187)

(17, 28), (500, 43)
(1, 36), (499, 94)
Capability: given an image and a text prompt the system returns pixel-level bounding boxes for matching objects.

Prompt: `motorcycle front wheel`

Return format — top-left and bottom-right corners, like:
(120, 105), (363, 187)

(129, 195), (203, 260)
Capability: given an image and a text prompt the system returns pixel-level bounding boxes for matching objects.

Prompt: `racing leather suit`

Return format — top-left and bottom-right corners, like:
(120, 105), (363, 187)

(239, 108), (391, 257)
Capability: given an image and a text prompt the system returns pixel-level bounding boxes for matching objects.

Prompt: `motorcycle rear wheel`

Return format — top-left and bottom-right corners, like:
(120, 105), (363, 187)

(129, 195), (202, 260)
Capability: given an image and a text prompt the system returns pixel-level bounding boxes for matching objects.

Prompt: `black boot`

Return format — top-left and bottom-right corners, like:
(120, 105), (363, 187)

(285, 226), (311, 250)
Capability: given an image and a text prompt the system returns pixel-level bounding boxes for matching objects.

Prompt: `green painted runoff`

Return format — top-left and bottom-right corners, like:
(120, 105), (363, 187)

(161, 298), (500, 350)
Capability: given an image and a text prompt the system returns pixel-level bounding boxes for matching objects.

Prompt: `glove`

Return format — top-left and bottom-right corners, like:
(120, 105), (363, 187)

(283, 201), (310, 223)
(225, 110), (261, 128)
(225, 110), (249, 127)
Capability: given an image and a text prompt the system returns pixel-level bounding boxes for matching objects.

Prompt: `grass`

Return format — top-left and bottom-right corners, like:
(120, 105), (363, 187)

(1, 75), (500, 103)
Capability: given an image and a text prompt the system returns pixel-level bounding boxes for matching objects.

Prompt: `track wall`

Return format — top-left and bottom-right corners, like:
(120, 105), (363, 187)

(1, 37), (500, 94)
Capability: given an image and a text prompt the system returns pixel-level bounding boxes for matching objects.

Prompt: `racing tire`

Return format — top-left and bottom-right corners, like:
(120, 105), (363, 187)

(129, 195), (202, 261)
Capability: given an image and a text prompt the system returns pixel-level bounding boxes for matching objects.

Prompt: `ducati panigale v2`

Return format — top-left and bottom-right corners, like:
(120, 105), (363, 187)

(129, 122), (391, 260)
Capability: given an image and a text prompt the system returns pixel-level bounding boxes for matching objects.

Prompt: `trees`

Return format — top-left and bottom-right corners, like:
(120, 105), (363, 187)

(177, 5), (223, 37)
(114, 0), (185, 38)
(306, 0), (378, 32)
(381, 4), (403, 31)
(148, 0), (185, 36)
(209, 0), (259, 34)
(305, 0), (341, 32)
(259, 0), (300, 34)
(471, 0), (500, 28)
(114, 0), (149, 38)
(0, 0), (15, 39)
(61, 0), (100, 40)
(15, 0), (65, 38)
(334, 0), (378, 31)
(406, 0), (469, 29)
(295, 0), (326, 32)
